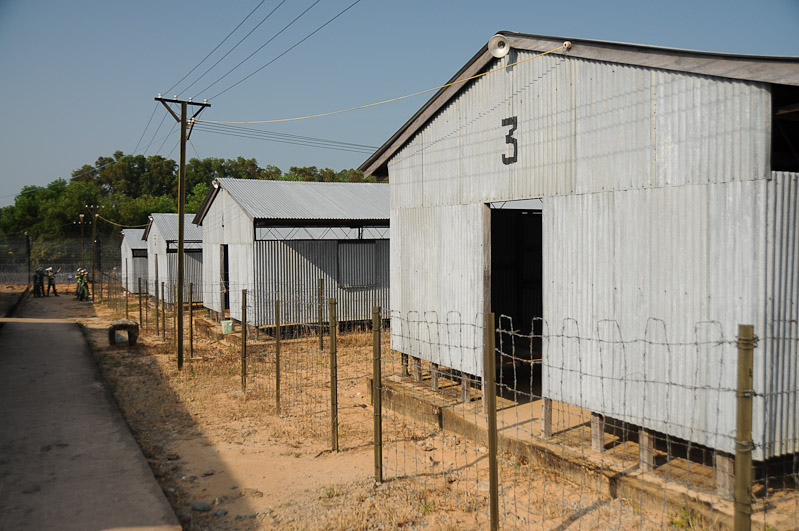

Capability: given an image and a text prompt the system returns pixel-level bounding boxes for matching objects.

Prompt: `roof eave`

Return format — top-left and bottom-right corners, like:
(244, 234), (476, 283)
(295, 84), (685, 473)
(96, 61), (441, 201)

(193, 181), (222, 226)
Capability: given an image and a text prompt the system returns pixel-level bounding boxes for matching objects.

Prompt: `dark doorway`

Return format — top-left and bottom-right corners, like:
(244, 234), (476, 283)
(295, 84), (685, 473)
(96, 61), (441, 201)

(221, 244), (230, 311)
(490, 207), (543, 363)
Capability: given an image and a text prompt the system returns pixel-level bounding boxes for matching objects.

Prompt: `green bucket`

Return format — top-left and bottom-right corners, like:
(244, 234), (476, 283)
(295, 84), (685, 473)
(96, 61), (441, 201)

(221, 320), (233, 335)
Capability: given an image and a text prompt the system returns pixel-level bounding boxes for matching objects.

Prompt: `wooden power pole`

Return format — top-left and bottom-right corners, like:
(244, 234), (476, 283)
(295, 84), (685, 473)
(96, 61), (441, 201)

(155, 95), (210, 370)
(85, 204), (103, 303)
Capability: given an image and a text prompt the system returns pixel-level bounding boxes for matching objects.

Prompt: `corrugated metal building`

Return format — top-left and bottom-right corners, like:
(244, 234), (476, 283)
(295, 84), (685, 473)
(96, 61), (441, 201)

(120, 228), (148, 293)
(360, 33), (799, 460)
(193, 178), (389, 326)
(143, 213), (204, 304)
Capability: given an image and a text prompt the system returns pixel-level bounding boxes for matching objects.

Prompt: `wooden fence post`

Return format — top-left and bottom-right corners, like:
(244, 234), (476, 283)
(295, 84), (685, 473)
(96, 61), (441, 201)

(484, 312), (499, 531)
(329, 298), (338, 452)
(189, 283), (194, 361)
(138, 278), (143, 326)
(734, 324), (755, 530)
(372, 306), (383, 483)
(275, 299), (281, 415)
(241, 289), (247, 391)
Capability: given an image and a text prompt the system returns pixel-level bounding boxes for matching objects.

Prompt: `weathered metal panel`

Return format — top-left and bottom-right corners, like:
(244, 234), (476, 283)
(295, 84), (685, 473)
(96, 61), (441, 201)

(150, 213), (203, 242)
(214, 178), (389, 222)
(164, 252), (204, 304)
(384, 51), (791, 457)
(252, 239), (389, 327)
(121, 229), (148, 293)
(389, 52), (770, 207)
(390, 204), (483, 375)
(762, 172), (799, 458)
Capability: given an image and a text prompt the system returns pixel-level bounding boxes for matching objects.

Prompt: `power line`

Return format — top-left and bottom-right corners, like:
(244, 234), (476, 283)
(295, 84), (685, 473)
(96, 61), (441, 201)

(197, 0), (325, 98)
(202, 43), (568, 123)
(208, 0), (364, 100)
(165, 0), (269, 96)
(156, 120), (179, 156)
(144, 109), (170, 156)
(132, 102), (160, 154)
(192, 127), (376, 154)
(191, 121), (377, 153)
(176, 0), (290, 97)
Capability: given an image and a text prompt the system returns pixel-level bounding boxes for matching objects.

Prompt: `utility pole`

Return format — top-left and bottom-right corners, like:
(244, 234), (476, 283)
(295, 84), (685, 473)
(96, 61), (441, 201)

(86, 204), (103, 303)
(24, 232), (30, 285)
(75, 213), (88, 268)
(155, 94), (210, 370)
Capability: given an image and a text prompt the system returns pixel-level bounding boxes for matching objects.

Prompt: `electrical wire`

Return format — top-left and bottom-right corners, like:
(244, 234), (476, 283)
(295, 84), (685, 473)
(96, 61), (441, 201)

(144, 109), (170, 156)
(96, 214), (148, 228)
(201, 43), (567, 123)
(165, 0), (269, 96)
(191, 121), (376, 153)
(176, 0), (290, 97)
(197, 0), (325, 98)
(156, 121), (179, 156)
(133, 102), (160, 154)
(207, 0), (363, 100)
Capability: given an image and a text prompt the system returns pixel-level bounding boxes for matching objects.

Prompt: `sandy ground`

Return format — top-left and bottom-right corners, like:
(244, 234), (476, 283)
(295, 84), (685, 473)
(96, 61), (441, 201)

(14, 286), (797, 530)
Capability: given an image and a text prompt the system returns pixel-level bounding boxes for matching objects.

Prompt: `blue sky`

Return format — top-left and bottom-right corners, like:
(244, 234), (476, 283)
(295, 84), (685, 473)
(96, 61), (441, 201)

(1, 0), (797, 207)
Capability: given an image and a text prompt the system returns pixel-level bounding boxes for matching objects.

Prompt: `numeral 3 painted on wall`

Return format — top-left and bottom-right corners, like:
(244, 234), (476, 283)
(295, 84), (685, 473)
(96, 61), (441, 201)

(502, 117), (518, 165)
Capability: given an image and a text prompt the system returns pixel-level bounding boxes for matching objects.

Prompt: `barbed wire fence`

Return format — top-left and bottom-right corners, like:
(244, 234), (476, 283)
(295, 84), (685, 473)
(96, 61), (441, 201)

(96, 276), (798, 530)
(0, 235), (121, 286)
(373, 310), (798, 530)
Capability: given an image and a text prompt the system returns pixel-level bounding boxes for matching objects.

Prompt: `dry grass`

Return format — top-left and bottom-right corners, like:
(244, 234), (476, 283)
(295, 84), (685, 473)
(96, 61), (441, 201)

(83, 296), (798, 530)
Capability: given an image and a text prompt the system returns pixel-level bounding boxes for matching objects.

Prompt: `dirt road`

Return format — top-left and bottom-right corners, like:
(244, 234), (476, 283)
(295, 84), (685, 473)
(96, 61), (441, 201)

(0, 289), (180, 530)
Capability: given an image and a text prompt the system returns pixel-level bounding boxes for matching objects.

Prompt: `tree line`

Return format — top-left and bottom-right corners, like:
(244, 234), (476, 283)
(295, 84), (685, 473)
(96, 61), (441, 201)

(0, 150), (376, 240)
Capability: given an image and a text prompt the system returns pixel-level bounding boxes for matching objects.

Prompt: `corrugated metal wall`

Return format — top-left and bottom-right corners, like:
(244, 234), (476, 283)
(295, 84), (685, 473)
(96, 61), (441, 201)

(762, 172), (799, 458)
(252, 239), (389, 327)
(164, 252), (204, 304)
(146, 233), (166, 299)
(122, 256), (147, 293)
(386, 51), (795, 458)
(200, 188), (255, 316)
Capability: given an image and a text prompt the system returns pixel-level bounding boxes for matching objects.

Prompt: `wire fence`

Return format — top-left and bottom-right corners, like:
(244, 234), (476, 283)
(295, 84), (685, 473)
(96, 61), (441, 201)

(99, 275), (798, 530)
(0, 235), (122, 285)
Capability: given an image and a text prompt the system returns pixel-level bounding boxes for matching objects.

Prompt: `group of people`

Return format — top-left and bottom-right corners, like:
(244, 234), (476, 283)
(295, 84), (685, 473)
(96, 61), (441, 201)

(32, 266), (59, 297)
(75, 268), (90, 301)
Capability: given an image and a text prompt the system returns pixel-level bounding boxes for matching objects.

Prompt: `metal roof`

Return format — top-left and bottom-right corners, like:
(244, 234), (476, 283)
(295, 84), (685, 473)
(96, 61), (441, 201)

(144, 213), (202, 242)
(359, 31), (799, 178)
(194, 178), (389, 226)
(121, 228), (147, 249)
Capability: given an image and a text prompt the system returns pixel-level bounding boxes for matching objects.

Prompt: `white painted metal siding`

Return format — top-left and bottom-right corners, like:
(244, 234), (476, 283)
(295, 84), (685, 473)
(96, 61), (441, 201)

(389, 204), (484, 375)
(164, 252), (204, 304)
(252, 239), (389, 327)
(385, 51), (793, 458)
(200, 188), (254, 316)
(762, 172), (799, 458)
(390, 53), (770, 210)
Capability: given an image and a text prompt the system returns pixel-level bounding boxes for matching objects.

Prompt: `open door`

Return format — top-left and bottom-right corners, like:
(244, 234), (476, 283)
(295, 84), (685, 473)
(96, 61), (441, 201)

(489, 201), (543, 401)
(221, 244), (230, 311)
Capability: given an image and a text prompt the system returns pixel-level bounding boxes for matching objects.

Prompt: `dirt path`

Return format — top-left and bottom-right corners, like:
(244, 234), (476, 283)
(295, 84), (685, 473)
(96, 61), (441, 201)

(0, 287), (179, 530)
